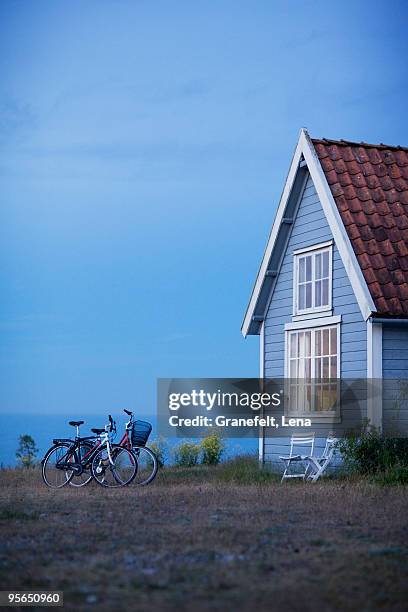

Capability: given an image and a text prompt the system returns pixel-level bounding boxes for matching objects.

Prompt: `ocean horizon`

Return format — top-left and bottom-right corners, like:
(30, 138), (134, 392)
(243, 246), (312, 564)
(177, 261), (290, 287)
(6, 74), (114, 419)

(0, 412), (258, 467)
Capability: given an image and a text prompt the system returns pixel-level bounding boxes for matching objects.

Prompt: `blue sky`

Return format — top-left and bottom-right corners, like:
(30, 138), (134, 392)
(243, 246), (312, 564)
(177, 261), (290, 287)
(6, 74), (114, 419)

(1, 1), (407, 415)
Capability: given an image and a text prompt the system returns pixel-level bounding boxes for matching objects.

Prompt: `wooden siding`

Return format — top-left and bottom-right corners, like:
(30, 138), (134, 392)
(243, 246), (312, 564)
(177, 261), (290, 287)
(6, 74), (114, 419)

(382, 326), (408, 436)
(262, 174), (367, 468)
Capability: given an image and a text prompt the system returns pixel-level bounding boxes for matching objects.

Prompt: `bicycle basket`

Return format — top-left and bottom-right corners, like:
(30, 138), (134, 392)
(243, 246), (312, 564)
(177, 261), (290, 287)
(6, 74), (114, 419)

(131, 420), (152, 447)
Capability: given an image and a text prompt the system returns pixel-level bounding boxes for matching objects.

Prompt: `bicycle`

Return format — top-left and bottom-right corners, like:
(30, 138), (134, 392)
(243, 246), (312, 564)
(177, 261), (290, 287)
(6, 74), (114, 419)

(118, 409), (158, 485)
(42, 416), (138, 488)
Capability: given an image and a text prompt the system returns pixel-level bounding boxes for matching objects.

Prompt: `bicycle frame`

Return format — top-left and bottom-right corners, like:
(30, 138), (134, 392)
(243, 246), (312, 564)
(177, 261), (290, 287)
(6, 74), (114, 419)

(55, 426), (116, 472)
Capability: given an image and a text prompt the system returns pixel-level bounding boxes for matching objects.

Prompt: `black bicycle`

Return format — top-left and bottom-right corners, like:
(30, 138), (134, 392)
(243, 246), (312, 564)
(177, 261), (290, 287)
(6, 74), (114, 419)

(41, 416), (138, 488)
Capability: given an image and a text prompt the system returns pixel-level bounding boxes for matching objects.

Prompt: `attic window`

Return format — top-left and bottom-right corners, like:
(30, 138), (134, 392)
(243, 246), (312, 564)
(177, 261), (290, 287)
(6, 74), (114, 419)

(293, 242), (333, 316)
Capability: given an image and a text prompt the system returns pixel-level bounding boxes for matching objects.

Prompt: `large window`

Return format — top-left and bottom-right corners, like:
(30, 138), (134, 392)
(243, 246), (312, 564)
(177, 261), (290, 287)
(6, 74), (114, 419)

(286, 324), (339, 417)
(293, 243), (332, 316)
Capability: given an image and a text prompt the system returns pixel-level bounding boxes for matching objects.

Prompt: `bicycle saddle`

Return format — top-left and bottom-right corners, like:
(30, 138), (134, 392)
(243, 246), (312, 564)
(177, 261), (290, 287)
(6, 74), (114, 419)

(91, 428), (105, 434)
(69, 420), (84, 427)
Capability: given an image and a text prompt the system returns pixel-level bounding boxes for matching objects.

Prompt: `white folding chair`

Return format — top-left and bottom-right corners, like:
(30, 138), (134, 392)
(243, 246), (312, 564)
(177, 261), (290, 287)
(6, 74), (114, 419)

(279, 432), (315, 482)
(306, 435), (338, 482)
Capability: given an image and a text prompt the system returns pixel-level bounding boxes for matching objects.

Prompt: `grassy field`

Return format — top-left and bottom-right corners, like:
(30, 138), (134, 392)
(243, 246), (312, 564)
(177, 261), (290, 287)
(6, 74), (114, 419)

(0, 460), (407, 612)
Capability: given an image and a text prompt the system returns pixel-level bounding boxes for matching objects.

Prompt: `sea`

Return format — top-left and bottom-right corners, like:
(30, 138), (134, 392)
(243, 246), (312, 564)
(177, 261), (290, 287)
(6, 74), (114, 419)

(0, 413), (258, 467)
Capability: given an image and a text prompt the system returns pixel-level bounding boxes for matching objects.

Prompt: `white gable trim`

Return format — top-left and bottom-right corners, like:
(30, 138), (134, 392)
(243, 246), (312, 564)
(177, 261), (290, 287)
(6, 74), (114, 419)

(241, 128), (376, 337)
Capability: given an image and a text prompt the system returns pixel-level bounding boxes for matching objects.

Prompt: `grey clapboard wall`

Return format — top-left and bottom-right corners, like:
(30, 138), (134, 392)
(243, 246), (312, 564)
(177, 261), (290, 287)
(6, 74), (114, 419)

(263, 174), (367, 467)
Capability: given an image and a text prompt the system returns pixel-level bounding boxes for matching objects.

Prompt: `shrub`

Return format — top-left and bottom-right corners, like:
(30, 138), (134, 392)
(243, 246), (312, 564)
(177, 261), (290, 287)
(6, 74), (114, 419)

(337, 429), (408, 476)
(200, 433), (224, 465)
(374, 465), (408, 486)
(149, 437), (167, 468)
(174, 442), (200, 467)
(16, 434), (38, 468)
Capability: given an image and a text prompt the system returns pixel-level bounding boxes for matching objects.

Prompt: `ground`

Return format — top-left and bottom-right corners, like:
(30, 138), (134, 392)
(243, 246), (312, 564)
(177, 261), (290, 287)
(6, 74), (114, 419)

(0, 464), (407, 612)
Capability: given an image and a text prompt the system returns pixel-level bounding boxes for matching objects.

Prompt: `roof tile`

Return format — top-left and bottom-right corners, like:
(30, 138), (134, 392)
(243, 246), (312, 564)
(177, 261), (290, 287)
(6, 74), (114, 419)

(362, 162), (376, 177)
(356, 187), (372, 201)
(353, 147), (370, 163)
(385, 189), (400, 204)
(366, 174), (381, 189)
(346, 160), (361, 175)
(395, 215), (408, 230)
(343, 184), (357, 199)
(394, 150), (408, 166)
(334, 159), (347, 174)
(367, 148), (383, 165)
(327, 145), (342, 161)
(380, 175), (395, 191)
(361, 199), (377, 215)
(394, 240), (408, 257)
(374, 163), (388, 177)
(320, 156), (334, 172)
(331, 183), (344, 197)
(381, 150), (396, 165)
(312, 137), (408, 316)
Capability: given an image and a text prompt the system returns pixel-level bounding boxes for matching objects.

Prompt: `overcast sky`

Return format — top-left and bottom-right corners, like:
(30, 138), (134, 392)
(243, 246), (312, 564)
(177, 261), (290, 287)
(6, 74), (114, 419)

(1, 1), (407, 414)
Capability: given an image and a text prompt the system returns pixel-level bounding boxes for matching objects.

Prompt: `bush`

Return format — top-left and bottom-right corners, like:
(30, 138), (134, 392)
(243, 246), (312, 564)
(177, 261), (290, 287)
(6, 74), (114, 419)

(338, 429), (408, 476)
(149, 436), (167, 468)
(374, 465), (408, 486)
(16, 434), (38, 468)
(174, 442), (200, 467)
(200, 433), (224, 465)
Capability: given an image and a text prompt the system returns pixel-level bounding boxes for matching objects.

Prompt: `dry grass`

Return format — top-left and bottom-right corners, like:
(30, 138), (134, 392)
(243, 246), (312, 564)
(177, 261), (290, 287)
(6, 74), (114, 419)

(0, 463), (407, 612)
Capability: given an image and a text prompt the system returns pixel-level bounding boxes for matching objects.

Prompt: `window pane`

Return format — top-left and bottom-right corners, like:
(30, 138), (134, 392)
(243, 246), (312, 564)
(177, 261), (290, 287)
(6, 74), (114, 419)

(315, 357), (321, 379)
(322, 278), (329, 306)
(305, 357), (311, 379)
(290, 359), (297, 378)
(305, 256), (312, 281)
(330, 327), (337, 354)
(322, 250), (329, 277)
(298, 284), (305, 310)
(290, 333), (297, 358)
(305, 282), (312, 308)
(299, 257), (305, 282)
(323, 356), (330, 378)
(315, 253), (322, 280)
(323, 329), (330, 355)
(330, 357), (337, 378)
(304, 331), (311, 357)
(315, 280), (322, 307)
(315, 329), (321, 356)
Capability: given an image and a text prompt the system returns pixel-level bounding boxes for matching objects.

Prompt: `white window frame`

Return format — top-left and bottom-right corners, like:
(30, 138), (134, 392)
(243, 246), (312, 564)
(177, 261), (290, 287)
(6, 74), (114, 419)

(284, 318), (341, 421)
(293, 241), (333, 317)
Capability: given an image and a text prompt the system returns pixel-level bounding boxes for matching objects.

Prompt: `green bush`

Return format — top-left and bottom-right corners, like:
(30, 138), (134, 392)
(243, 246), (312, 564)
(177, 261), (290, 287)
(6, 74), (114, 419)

(149, 436), (167, 468)
(200, 433), (224, 465)
(374, 465), (408, 486)
(16, 434), (38, 468)
(338, 430), (408, 476)
(174, 441), (200, 467)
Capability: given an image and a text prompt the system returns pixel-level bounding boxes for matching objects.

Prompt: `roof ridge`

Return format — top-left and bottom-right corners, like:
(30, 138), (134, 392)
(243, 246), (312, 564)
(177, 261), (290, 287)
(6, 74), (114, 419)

(311, 136), (408, 152)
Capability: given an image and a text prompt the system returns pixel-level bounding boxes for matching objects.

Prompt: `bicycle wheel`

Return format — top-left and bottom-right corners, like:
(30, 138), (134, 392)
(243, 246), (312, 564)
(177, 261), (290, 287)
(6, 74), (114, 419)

(69, 441), (94, 488)
(91, 445), (138, 487)
(42, 443), (74, 488)
(131, 446), (158, 485)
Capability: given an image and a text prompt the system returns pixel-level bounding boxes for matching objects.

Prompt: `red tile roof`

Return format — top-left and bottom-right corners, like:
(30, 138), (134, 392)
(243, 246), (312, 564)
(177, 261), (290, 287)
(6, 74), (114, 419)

(312, 138), (408, 317)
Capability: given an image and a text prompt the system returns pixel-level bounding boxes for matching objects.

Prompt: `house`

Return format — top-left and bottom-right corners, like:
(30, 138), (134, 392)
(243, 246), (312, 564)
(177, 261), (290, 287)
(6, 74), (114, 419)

(242, 129), (408, 467)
